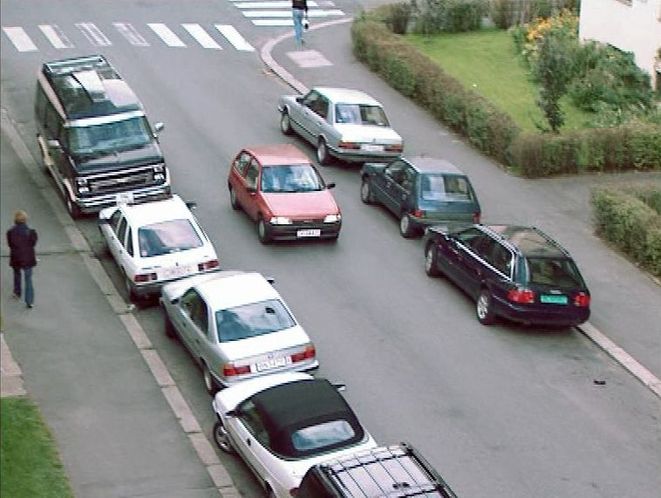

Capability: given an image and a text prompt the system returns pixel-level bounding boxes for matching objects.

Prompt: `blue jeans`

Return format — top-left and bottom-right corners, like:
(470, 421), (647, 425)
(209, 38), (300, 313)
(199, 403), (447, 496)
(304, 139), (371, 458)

(293, 8), (305, 45)
(13, 266), (34, 306)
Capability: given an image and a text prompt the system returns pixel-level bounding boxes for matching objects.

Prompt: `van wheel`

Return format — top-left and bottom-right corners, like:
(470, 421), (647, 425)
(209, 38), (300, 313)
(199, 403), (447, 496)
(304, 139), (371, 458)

(280, 111), (293, 135)
(66, 197), (81, 219)
(476, 289), (496, 325)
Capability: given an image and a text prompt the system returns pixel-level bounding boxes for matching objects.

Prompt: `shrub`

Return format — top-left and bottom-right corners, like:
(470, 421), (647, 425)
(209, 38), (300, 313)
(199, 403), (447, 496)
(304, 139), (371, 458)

(490, 0), (516, 29)
(412, 0), (486, 34)
(383, 2), (413, 34)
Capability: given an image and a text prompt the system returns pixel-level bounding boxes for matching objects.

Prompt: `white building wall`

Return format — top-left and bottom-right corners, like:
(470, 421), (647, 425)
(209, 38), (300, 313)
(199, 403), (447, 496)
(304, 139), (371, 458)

(579, 0), (661, 87)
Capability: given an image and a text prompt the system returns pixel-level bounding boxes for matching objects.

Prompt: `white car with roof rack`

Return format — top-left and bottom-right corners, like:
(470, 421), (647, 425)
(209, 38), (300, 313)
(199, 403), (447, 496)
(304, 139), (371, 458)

(160, 271), (319, 394)
(98, 194), (219, 301)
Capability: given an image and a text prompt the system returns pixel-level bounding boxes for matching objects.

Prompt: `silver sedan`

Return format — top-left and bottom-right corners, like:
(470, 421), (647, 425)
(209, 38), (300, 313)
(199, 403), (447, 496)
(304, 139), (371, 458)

(160, 270), (318, 394)
(278, 87), (403, 165)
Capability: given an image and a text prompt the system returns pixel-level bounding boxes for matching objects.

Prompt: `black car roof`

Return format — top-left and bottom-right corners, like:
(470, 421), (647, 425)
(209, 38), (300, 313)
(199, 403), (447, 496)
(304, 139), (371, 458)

(252, 379), (365, 458)
(484, 225), (569, 258)
(405, 157), (466, 175)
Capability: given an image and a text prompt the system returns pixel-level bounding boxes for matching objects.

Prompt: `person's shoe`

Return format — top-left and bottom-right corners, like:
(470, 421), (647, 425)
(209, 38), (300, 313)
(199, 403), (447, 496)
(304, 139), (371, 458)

(26, 304), (33, 309)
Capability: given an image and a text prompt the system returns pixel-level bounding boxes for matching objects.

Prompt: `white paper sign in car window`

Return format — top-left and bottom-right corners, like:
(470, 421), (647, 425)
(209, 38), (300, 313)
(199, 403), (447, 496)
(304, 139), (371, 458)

(147, 23), (186, 47)
(2, 27), (38, 52)
(215, 25), (254, 52)
(182, 24), (222, 50)
(39, 25), (74, 49)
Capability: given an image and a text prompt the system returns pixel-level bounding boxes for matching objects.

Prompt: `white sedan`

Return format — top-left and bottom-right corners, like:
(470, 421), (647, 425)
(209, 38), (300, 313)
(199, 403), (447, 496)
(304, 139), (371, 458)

(98, 194), (220, 301)
(161, 271), (319, 394)
(211, 372), (377, 497)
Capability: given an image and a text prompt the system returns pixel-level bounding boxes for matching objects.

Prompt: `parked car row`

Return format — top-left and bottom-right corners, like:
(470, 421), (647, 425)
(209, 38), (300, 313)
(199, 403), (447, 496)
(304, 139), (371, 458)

(35, 54), (590, 497)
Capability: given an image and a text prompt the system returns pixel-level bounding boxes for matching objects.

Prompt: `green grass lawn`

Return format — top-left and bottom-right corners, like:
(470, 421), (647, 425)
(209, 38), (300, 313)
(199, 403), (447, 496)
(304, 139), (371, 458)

(1, 397), (73, 498)
(406, 29), (591, 132)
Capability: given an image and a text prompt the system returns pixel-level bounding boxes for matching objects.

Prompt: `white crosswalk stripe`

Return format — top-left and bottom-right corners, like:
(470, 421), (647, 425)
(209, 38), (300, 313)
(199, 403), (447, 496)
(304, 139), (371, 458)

(229, 0), (344, 27)
(215, 24), (254, 52)
(234, 1), (321, 7)
(2, 27), (38, 52)
(182, 24), (222, 49)
(114, 23), (149, 46)
(39, 24), (73, 49)
(148, 23), (186, 47)
(76, 22), (112, 46)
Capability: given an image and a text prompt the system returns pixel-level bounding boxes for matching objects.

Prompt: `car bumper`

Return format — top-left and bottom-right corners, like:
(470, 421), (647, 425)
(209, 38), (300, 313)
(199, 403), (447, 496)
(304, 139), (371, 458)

(328, 146), (401, 164)
(217, 359), (320, 387)
(493, 297), (590, 327)
(130, 267), (221, 298)
(269, 221), (341, 241)
(410, 215), (476, 229)
(76, 184), (172, 214)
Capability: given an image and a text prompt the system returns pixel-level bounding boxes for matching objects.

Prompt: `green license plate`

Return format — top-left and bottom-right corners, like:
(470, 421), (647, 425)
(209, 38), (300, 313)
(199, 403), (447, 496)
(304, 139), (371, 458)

(541, 294), (568, 305)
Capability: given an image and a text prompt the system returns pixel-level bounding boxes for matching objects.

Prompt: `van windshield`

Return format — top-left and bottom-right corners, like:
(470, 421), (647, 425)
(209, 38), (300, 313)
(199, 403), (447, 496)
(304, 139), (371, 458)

(67, 116), (152, 156)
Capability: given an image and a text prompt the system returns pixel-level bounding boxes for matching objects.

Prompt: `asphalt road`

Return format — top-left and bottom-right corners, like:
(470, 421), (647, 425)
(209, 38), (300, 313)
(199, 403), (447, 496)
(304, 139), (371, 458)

(2, 1), (660, 497)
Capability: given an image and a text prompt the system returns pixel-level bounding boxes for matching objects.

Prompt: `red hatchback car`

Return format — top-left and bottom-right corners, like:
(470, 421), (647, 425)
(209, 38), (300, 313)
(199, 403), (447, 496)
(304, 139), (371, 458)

(228, 144), (342, 244)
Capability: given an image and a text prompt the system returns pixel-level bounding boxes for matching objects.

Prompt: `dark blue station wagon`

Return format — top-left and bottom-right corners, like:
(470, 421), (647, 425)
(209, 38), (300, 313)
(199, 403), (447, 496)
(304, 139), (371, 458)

(360, 157), (481, 237)
(423, 224), (591, 327)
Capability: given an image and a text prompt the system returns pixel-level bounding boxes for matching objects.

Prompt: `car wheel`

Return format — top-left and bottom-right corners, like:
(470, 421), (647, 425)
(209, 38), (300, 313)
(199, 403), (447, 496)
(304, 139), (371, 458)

(399, 213), (415, 238)
(360, 177), (374, 204)
(66, 196), (81, 219)
(229, 185), (240, 211)
(316, 138), (332, 166)
(476, 289), (496, 325)
(124, 274), (137, 303)
(212, 421), (234, 454)
(203, 363), (219, 395)
(257, 217), (272, 244)
(266, 487), (276, 498)
(424, 243), (442, 277)
(280, 111), (293, 135)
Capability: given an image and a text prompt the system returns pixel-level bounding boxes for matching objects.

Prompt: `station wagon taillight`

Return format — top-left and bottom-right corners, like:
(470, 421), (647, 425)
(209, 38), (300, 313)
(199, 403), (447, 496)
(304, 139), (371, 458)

(338, 141), (360, 150)
(507, 288), (535, 304)
(134, 273), (157, 283)
(412, 209), (425, 218)
(222, 363), (251, 377)
(574, 292), (590, 307)
(198, 259), (219, 271)
(291, 344), (316, 363)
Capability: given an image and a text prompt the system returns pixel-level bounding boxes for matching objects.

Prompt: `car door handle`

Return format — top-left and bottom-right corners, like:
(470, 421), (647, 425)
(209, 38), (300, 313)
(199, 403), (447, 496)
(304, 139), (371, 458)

(246, 438), (251, 447)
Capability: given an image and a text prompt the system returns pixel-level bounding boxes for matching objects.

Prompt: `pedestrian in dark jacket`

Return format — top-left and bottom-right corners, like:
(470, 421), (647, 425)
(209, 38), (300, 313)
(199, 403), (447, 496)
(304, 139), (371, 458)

(292, 0), (308, 47)
(6, 210), (38, 308)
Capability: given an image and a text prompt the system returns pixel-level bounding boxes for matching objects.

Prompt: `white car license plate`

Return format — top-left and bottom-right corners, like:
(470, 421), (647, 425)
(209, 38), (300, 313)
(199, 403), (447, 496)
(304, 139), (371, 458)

(163, 265), (190, 279)
(116, 192), (134, 205)
(297, 229), (321, 238)
(256, 357), (289, 372)
(362, 144), (384, 152)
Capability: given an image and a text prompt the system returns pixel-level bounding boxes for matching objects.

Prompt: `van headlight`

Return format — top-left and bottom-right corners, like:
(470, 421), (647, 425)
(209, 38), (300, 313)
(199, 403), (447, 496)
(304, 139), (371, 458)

(270, 217), (292, 225)
(323, 214), (341, 223)
(76, 177), (89, 193)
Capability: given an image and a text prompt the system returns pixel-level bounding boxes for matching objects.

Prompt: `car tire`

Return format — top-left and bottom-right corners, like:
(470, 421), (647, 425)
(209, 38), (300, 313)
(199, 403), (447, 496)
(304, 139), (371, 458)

(212, 421), (235, 454)
(316, 138), (332, 166)
(476, 289), (497, 325)
(424, 243), (442, 277)
(399, 213), (415, 238)
(124, 274), (137, 303)
(280, 111), (293, 135)
(203, 363), (219, 395)
(360, 177), (374, 204)
(66, 196), (81, 219)
(257, 217), (272, 245)
(229, 185), (240, 211)
(266, 487), (276, 498)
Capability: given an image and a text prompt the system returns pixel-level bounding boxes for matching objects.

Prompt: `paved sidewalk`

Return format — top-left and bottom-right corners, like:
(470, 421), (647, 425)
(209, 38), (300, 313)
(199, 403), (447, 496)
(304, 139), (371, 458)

(1, 109), (238, 497)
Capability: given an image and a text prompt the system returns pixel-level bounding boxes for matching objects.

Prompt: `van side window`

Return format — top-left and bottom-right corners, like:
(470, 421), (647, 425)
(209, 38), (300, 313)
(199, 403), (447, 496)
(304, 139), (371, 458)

(44, 103), (60, 135)
(35, 85), (47, 122)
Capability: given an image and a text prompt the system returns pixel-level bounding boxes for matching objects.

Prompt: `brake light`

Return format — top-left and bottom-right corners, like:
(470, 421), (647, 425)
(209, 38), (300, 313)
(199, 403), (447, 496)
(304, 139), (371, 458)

(473, 212), (481, 223)
(222, 363), (251, 377)
(411, 209), (425, 218)
(134, 273), (157, 283)
(385, 144), (403, 153)
(291, 344), (316, 363)
(507, 288), (535, 304)
(338, 141), (360, 150)
(198, 259), (220, 271)
(574, 292), (590, 307)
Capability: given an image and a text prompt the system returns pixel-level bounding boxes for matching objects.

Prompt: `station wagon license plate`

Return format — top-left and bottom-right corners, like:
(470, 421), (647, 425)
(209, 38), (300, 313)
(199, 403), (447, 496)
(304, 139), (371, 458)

(540, 294), (568, 305)
(297, 229), (321, 238)
(256, 357), (290, 372)
(362, 144), (384, 152)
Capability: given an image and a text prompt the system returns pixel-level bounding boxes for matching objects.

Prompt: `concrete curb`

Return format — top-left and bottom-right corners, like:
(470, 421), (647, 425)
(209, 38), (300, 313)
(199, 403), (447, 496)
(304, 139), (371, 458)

(0, 332), (26, 397)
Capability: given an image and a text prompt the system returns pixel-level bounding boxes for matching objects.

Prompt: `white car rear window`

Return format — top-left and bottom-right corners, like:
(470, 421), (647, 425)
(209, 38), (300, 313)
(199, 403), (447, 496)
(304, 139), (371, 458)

(138, 219), (203, 257)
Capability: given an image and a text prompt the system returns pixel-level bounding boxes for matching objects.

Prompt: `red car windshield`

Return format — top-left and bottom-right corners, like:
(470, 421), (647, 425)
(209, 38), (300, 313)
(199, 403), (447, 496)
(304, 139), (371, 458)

(261, 164), (323, 193)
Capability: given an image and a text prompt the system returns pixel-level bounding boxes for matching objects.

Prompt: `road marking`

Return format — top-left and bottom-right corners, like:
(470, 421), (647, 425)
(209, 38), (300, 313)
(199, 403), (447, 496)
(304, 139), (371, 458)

(234, 0), (320, 6)
(215, 24), (254, 52)
(287, 49), (332, 68)
(76, 22), (112, 46)
(113, 22), (149, 46)
(242, 9), (344, 17)
(182, 23), (222, 49)
(2, 27), (38, 52)
(148, 23), (186, 47)
(39, 24), (74, 49)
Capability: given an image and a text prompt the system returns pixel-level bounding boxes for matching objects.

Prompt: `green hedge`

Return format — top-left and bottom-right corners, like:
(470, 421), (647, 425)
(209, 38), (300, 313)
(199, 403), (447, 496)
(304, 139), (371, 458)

(352, 19), (519, 164)
(351, 15), (661, 177)
(591, 186), (661, 277)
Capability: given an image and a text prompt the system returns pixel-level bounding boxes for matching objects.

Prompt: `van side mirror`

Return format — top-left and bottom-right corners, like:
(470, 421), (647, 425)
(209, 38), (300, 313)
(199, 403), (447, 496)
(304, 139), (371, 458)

(47, 139), (61, 149)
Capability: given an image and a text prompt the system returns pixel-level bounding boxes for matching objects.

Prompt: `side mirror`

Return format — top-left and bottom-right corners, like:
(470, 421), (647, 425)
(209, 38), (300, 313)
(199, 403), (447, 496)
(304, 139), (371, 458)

(225, 409), (238, 418)
(153, 122), (165, 133)
(296, 96), (303, 103)
(47, 139), (61, 149)
(265, 276), (275, 285)
(326, 182), (336, 189)
(246, 186), (256, 194)
(185, 201), (198, 210)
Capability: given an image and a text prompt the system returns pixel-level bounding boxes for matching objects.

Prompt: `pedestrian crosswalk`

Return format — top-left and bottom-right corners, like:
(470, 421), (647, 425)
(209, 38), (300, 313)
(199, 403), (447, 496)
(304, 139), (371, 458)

(229, 0), (345, 27)
(2, 22), (256, 53)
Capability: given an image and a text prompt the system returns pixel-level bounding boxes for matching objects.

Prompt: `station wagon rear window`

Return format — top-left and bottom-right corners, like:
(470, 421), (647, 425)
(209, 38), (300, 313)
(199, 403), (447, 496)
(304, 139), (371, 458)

(527, 258), (584, 288)
(420, 174), (474, 202)
(215, 299), (295, 342)
(138, 219), (203, 257)
(335, 104), (389, 127)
